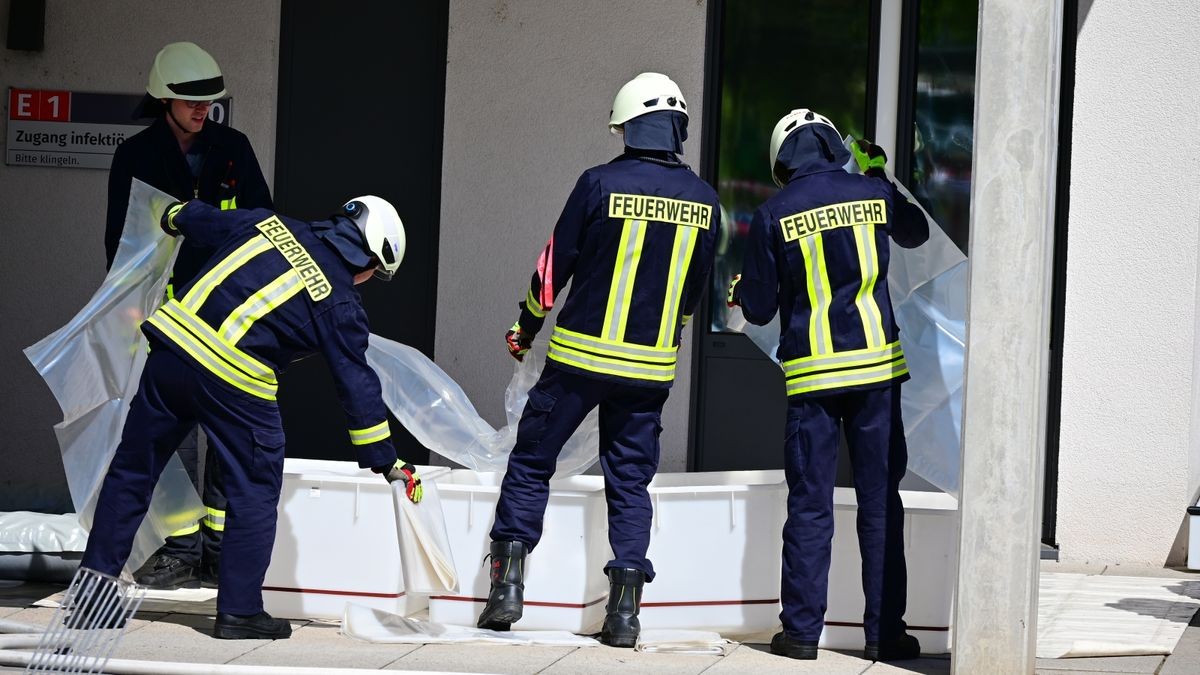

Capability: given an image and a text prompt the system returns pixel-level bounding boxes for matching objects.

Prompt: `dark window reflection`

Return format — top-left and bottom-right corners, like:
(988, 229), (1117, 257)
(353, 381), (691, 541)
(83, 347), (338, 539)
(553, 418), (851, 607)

(909, 0), (978, 252)
(709, 0), (873, 331)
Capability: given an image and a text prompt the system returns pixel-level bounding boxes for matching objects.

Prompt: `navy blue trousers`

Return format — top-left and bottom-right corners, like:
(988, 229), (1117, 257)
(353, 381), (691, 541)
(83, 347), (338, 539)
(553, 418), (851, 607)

(156, 425), (227, 567)
(780, 383), (909, 642)
(491, 365), (669, 580)
(80, 348), (285, 616)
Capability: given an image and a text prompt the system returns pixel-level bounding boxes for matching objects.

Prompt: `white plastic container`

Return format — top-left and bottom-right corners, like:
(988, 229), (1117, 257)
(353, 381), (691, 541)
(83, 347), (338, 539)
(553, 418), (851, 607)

(262, 458), (448, 620)
(428, 470), (610, 632)
(823, 488), (958, 653)
(1188, 506), (1200, 570)
(639, 470), (787, 634)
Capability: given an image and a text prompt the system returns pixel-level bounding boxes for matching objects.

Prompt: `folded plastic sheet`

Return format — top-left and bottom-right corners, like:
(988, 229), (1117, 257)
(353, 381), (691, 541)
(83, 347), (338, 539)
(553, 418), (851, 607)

(635, 629), (737, 655)
(366, 336), (599, 475)
(391, 480), (458, 594)
(341, 603), (600, 646)
(0, 512), (88, 553)
(24, 179), (204, 573)
(722, 138), (966, 496)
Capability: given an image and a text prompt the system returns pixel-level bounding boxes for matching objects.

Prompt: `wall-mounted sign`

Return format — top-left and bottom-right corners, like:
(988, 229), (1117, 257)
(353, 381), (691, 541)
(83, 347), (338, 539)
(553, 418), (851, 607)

(6, 88), (232, 170)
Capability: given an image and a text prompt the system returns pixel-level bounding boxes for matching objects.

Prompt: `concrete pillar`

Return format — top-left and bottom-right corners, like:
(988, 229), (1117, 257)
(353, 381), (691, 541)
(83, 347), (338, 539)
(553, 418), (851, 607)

(952, 1), (1063, 672)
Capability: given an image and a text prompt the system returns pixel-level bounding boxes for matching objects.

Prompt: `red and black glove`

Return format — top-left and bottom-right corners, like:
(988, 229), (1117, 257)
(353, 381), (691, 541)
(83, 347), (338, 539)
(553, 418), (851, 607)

(505, 322), (534, 362)
(373, 459), (423, 503)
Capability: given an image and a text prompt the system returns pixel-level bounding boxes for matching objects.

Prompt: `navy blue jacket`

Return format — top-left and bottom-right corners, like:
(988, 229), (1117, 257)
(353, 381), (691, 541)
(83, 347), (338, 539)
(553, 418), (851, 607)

(106, 117), (273, 287)
(143, 201), (396, 469)
(739, 159), (928, 398)
(518, 150), (721, 388)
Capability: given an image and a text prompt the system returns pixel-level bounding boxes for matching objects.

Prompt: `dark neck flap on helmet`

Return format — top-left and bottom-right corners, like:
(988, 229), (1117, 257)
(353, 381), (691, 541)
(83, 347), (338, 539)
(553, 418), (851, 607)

(623, 111), (688, 154)
(775, 124), (851, 185)
(313, 216), (374, 271)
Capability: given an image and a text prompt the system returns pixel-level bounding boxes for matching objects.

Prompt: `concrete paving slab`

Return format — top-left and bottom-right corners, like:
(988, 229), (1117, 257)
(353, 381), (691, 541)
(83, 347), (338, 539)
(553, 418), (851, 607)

(4, 606), (60, 627)
(539, 643), (718, 674)
(1040, 561), (1109, 576)
(1034, 655), (1164, 673)
(701, 644), (871, 674)
(229, 621), (418, 669)
(385, 643), (576, 674)
(0, 581), (64, 608)
(865, 655), (952, 674)
(1100, 566), (1199, 580)
(111, 612), (301, 664)
(0, 607), (22, 619)
(1156, 608), (1200, 675)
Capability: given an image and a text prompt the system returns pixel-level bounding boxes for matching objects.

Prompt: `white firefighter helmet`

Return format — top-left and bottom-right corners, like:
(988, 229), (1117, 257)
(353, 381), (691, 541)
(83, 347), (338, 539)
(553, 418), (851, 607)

(769, 108), (839, 186)
(342, 196), (406, 280)
(608, 72), (688, 134)
(146, 42), (227, 101)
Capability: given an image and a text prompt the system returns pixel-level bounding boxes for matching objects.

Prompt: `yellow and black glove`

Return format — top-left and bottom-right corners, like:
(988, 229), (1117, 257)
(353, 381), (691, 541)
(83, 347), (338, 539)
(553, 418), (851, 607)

(505, 321), (534, 362)
(851, 138), (888, 179)
(726, 274), (742, 308)
(375, 459), (423, 503)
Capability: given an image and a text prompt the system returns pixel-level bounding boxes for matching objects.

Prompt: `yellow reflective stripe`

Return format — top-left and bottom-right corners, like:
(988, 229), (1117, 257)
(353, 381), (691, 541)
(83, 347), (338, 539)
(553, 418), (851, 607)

(602, 219), (647, 341)
(656, 225), (698, 348)
(547, 340), (675, 382)
(852, 224), (885, 349)
(206, 507), (226, 518)
(147, 310), (278, 401)
(786, 358), (908, 396)
(161, 301), (276, 383)
(167, 523), (200, 537)
(349, 421), (391, 445)
(525, 288), (547, 318)
(203, 507), (226, 531)
(220, 196), (237, 210)
(181, 237), (273, 312)
(550, 326), (676, 362)
(800, 233), (834, 355)
(165, 203), (185, 231)
(218, 270), (305, 344)
(783, 340), (904, 376)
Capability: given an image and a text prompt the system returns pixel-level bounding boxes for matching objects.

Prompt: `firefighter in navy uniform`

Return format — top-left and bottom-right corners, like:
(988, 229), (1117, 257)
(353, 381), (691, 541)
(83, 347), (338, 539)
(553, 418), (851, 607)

(477, 73), (721, 647)
(105, 42), (273, 590)
(79, 197), (423, 639)
(727, 109), (929, 662)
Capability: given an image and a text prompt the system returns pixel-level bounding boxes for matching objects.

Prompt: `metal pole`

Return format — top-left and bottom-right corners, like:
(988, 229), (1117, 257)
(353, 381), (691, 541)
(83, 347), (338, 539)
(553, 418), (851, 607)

(953, 0), (1064, 672)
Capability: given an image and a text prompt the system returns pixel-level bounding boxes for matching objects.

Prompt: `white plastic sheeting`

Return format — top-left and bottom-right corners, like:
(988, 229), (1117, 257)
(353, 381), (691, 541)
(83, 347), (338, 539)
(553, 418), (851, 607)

(722, 140), (966, 495)
(340, 603), (599, 647)
(0, 512), (87, 553)
(24, 180), (204, 574)
(635, 630), (736, 655)
(391, 481), (457, 594)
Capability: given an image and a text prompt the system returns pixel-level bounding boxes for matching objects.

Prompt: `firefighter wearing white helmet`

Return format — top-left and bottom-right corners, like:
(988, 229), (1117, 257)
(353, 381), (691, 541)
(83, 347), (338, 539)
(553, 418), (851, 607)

(82, 196), (422, 640)
(108, 41), (273, 594)
(727, 110), (928, 662)
(478, 72), (720, 648)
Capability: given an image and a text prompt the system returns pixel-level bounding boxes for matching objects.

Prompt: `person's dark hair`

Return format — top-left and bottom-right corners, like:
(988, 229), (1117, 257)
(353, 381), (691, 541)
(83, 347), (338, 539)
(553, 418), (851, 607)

(132, 94), (165, 119)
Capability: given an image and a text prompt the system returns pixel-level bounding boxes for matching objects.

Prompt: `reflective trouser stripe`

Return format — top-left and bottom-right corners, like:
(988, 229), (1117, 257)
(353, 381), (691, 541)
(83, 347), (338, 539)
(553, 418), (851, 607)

(800, 233), (834, 355)
(181, 237), (273, 312)
(602, 219), (647, 341)
(547, 337), (675, 382)
(349, 420), (391, 445)
(146, 304), (278, 400)
(852, 224), (885, 349)
(203, 507), (226, 532)
(218, 270), (305, 344)
(168, 523), (201, 537)
(656, 225), (698, 348)
(785, 357), (908, 396)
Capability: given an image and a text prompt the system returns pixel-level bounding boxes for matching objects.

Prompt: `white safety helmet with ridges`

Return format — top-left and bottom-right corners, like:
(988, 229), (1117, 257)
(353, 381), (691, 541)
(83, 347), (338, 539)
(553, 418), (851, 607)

(769, 108), (840, 186)
(608, 72), (688, 134)
(147, 42), (227, 101)
(342, 196), (406, 280)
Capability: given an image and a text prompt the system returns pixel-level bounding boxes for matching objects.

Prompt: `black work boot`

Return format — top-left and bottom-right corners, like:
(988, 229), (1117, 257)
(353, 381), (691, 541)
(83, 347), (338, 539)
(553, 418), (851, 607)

(477, 540), (527, 631)
(769, 631), (818, 660)
(599, 567), (645, 648)
(213, 611), (292, 640)
(864, 633), (921, 661)
(199, 559), (220, 589)
(132, 554), (200, 590)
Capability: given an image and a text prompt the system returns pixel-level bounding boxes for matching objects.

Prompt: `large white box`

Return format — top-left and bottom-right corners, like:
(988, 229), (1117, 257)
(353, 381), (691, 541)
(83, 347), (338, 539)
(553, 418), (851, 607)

(262, 458), (447, 620)
(640, 470), (787, 634)
(428, 470), (610, 632)
(824, 488), (958, 653)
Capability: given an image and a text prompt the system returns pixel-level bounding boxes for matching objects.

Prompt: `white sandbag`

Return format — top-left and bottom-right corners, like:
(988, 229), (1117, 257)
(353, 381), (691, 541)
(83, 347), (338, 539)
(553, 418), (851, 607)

(340, 603), (599, 647)
(392, 480), (457, 594)
(0, 512), (87, 553)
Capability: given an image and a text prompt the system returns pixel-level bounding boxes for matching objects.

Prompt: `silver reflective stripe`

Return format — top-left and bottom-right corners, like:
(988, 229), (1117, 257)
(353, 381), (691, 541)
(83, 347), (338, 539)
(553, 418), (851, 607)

(550, 327), (676, 362)
(783, 341), (904, 377)
(604, 219), (646, 341)
(161, 302), (276, 383)
(181, 237), (273, 312)
(802, 235), (832, 355)
(547, 341), (675, 381)
(786, 358), (908, 395)
(657, 225), (697, 348)
(219, 270), (305, 344)
(854, 224), (885, 349)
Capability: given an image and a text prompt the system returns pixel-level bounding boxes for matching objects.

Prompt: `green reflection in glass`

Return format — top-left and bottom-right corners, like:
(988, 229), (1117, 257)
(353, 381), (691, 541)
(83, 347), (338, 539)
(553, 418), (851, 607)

(711, 0), (873, 331)
(909, 0), (978, 252)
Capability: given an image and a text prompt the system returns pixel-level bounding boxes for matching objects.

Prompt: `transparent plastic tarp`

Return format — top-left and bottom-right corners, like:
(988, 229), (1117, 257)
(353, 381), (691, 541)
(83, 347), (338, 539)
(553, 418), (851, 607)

(720, 139), (965, 496)
(367, 336), (599, 475)
(24, 179), (204, 573)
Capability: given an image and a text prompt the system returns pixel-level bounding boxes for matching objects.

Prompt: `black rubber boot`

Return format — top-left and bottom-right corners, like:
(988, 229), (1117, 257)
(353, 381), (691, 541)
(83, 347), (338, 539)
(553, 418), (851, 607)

(132, 554), (200, 590)
(769, 631), (818, 660)
(599, 567), (645, 648)
(199, 559), (220, 589)
(864, 633), (921, 661)
(477, 540), (527, 631)
(213, 611), (292, 640)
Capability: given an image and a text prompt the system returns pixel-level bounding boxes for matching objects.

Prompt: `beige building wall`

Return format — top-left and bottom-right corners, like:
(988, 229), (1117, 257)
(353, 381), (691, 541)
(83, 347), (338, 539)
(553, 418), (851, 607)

(0, 0), (281, 511)
(434, 0), (711, 471)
